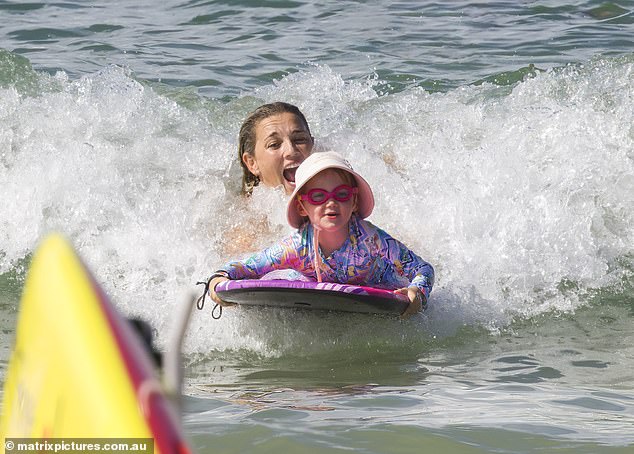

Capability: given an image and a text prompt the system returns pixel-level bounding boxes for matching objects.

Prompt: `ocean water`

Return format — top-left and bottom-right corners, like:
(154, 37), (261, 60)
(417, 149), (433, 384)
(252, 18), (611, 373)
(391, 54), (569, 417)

(1, 0), (633, 452)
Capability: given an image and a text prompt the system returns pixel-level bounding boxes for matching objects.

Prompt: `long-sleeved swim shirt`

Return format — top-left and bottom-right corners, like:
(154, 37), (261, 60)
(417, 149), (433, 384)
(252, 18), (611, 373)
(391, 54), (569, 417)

(218, 215), (434, 300)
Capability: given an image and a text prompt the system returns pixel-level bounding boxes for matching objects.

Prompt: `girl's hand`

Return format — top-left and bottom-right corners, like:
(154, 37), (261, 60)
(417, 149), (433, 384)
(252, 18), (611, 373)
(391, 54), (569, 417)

(395, 287), (426, 319)
(209, 276), (237, 307)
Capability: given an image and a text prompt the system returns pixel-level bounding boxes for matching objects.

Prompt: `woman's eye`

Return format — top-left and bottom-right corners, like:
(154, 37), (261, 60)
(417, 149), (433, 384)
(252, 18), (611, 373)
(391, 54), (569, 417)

(293, 134), (311, 144)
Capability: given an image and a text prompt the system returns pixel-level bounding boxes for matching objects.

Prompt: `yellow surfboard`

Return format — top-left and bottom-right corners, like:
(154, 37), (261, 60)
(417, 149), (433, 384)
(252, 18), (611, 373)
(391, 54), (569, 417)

(1, 234), (190, 454)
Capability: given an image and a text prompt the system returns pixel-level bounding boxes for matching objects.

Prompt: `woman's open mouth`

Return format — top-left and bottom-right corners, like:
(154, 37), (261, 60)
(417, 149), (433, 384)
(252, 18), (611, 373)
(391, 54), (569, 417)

(283, 166), (298, 183)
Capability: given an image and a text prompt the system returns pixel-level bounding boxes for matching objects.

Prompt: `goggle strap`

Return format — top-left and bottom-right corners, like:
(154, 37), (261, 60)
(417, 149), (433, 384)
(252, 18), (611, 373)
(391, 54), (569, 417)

(313, 227), (323, 283)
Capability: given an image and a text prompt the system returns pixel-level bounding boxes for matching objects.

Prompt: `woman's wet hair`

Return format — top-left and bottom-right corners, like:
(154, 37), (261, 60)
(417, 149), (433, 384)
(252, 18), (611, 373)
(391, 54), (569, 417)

(238, 102), (312, 194)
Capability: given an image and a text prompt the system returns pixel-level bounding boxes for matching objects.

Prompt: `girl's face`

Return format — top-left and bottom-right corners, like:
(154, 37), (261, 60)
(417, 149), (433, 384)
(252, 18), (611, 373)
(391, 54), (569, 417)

(242, 112), (314, 195)
(297, 169), (357, 235)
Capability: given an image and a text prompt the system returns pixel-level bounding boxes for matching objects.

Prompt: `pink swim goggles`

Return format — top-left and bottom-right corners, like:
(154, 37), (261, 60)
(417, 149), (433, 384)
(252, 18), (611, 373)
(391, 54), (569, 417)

(298, 184), (358, 205)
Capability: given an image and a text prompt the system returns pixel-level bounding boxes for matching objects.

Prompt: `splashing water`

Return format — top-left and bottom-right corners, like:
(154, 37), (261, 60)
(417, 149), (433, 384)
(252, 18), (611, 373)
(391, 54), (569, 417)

(1, 57), (632, 356)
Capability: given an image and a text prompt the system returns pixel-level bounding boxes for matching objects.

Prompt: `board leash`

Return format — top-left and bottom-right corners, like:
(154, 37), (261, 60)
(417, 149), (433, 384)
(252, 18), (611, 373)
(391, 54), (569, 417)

(196, 277), (223, 319)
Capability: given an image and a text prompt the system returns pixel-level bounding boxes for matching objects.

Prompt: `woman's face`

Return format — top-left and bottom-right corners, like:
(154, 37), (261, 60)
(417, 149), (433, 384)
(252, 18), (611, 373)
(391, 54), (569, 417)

(242, 112), (314, 195)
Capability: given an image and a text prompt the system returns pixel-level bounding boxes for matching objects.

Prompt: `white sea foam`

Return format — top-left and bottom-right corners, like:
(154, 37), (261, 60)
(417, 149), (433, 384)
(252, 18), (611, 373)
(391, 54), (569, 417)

(1, 59), (632, 355)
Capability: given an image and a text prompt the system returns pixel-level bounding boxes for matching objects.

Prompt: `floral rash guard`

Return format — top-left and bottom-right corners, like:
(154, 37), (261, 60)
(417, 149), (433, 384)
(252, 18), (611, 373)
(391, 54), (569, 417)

(218, 215), (435, 300)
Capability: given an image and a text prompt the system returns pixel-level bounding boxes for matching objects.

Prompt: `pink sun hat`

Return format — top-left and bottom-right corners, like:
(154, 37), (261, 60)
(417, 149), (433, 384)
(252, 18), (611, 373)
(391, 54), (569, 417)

(286, 151), (375, 228)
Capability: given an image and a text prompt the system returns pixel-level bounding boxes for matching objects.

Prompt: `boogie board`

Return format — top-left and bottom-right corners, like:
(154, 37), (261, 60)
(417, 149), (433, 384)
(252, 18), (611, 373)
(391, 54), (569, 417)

(215, 279), (410, 315)
(0, 234), (190, 454)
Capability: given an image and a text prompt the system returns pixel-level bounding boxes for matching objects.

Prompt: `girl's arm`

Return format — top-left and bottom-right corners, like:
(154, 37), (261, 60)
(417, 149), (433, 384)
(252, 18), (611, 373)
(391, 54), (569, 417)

(375, 227), (434, 298)
(209, 233), (304, 306)
(407, 262), (434, 302)
(375, 225), (435, 315)
(386, 235), (434, 300)
(218, 234), (302, 280)
(395, 255), (433, 318)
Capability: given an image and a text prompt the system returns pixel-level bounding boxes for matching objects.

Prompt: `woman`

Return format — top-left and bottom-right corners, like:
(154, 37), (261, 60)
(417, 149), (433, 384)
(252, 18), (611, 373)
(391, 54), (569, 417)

(238, 102), (315, 195)
(219, 102), (315, 255)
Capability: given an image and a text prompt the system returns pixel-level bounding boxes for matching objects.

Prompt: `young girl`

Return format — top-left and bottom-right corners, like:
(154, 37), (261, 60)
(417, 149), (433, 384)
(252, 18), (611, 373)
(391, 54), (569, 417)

(208, 151), (434, 317)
